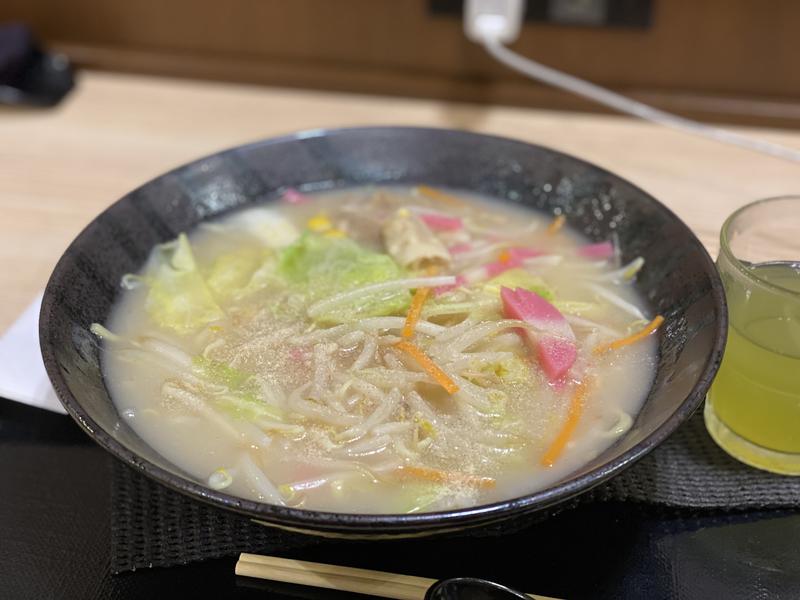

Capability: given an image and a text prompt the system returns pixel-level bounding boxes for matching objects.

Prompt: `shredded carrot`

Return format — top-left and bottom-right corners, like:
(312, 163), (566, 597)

(546, 214), (566, 235)
(402, 287), (432, 338)
(417, 185), (463, 206)
(498, 249), (512, 264)
(594, 315), (665, 356)
(396, 465), (496, 489)
(401, 266), (438, 338)
(540, 379), (591, 467)
(394, 340), (459, 394)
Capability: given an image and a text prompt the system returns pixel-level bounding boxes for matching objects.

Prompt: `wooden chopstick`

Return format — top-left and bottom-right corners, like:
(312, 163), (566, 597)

(235, 553), (562, 600)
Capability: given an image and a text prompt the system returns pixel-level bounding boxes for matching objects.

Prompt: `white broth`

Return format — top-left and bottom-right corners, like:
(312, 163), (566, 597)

(97, 186), (658, 513)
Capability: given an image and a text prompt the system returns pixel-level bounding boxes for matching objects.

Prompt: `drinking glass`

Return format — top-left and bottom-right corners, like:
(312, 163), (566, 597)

(705, 196), (800, 474)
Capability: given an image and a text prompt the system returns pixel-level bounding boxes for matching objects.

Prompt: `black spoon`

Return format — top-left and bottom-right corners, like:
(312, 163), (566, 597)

(425, 577), (531, 600)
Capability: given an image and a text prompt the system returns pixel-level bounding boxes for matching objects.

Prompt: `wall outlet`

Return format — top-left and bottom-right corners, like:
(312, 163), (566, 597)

(430, 0), (654, 29)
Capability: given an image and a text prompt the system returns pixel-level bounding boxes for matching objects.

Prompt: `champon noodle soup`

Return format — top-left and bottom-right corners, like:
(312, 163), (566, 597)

(93, 186), (662, 514)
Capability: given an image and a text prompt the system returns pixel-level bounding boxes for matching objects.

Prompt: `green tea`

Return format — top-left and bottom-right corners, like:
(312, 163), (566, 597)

(708, 262), (800, 455)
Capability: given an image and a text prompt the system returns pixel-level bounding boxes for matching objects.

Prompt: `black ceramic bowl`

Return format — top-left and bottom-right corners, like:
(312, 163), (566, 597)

(40, 127), (726, 537)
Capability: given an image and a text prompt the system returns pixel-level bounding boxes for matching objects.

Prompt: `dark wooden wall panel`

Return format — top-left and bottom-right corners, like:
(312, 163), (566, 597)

(2, 0), (798, 127)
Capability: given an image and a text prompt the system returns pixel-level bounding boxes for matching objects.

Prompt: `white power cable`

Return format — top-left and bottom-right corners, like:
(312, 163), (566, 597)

(465, 0), (800, 164)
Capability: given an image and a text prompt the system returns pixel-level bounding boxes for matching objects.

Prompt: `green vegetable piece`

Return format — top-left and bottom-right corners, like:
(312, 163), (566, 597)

(423, 297), (500, 321)
(193, 356), (252, 390)
(143, 234), (224, 334)
(205, 246), (267, 301)
(552, 300), (600, 315)
(278, 233), (410, 323)
(192, 356), (283, 421)
(217, 392), (283, 422)
(482, 268), (555, 301)
(203, 244), (280, 301)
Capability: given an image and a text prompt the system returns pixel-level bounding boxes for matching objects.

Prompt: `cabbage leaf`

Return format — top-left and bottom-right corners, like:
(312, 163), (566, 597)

(143, 234), (224, 334)
(223, 207), (299, 248)
(278, 233), (410, 323)
(552, 300), (601, 316)
(205, 245), (277, 301)
(482, 268), (555, 301)
(192, 356), (283, 421)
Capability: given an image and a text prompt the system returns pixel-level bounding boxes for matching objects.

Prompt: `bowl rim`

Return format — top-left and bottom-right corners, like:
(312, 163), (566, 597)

(40, 125), (728, 532)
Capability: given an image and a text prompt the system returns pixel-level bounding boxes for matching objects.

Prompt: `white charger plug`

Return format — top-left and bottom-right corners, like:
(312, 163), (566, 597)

(464, 0), (524, 44)
(462, 0), (800, 163)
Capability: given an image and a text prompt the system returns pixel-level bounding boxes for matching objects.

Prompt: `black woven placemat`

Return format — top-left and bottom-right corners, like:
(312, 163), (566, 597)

(111, 409), (800, 573)
(585, 411), (800, 508)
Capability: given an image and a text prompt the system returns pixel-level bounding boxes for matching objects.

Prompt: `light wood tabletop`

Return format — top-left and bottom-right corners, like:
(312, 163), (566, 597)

(1, 70), (798, 333)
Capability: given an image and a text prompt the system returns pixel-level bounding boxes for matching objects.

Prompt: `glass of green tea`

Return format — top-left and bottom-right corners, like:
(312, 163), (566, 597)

(705, 195), (800, 474)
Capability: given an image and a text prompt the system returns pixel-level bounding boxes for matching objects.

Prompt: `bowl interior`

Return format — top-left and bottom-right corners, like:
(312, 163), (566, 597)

(40, 127), (726, 534)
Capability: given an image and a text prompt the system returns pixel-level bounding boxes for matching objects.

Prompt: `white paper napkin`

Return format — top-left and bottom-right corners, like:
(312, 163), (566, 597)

(0, 294), (67, 414)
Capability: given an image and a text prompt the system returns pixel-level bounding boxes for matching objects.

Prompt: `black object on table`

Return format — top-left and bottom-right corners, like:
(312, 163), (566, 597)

(0, 22), (74, 107)
(2, 396), (800, 600)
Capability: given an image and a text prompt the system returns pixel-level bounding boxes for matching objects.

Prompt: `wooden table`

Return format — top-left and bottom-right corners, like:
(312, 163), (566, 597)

(1, 70), (799, 333)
